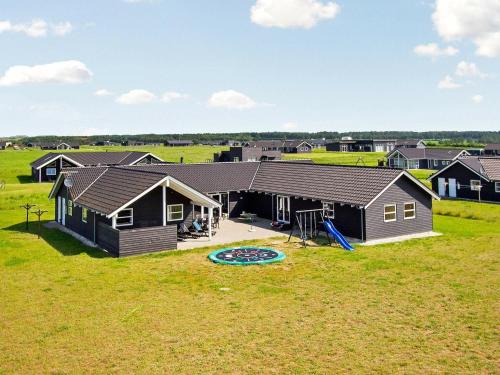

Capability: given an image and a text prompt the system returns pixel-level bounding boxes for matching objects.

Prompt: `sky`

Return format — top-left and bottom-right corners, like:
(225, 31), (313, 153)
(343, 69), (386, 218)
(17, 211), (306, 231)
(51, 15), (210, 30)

(0, 0), (499, 137)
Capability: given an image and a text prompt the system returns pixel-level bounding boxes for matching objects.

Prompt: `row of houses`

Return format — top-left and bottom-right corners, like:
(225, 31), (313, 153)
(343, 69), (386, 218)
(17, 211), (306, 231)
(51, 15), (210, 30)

(29, 148), (499, 258)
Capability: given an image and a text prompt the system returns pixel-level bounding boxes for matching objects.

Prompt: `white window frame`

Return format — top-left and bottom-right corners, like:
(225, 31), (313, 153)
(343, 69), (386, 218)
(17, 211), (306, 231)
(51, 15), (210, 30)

(470, 180), (481, 191)
(46, 167), (57, 176)
(82, 207), (88, 223)
(322, 202), (335, 219)
(403, 202), (416, 220)
(67, 200), (73, 216)
(495, 182), (500, 193)
(383, 204), (397, 222)
(233, 157), (240, 162)
(115, 208), (133, 227)
(433, 159), (438, 167)
(167, 204), (184, 221)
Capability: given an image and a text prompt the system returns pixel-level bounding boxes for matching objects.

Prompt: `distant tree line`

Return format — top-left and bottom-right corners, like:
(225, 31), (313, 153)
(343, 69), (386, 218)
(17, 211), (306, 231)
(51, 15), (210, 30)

(6, 131), (500, 146)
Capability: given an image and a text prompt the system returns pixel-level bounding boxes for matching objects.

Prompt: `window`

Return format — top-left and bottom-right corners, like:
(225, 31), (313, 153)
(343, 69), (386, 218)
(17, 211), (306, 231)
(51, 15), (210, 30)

(408, 160), (419, 169)
(82, 208), (88, 223)
(116, 208), (133, 227)
(433, 159), (438, 167)
(495, 182), (500, 193)
(403, 202), (416, 220)
(167, 204), (183, 221)
(384, 204), (397, 222)
(67, 200), (73, 216)
(46, 167), (57, 176)
(470, 180), (481, 191)
(233, 157), (240, 162)
(322, 202), (335, 219)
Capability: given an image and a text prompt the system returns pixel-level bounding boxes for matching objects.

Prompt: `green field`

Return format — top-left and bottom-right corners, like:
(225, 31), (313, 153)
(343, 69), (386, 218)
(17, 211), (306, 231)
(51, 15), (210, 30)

(0, 148), (498, 373)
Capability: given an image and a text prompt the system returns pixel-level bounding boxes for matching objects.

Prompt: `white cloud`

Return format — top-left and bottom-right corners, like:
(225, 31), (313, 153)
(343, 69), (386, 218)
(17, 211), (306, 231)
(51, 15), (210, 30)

(208, 90), (257, 110)
(0, 60), (92, 86)
(438, 75), (462, 89)
(413, 42), (459, 57)
(116, 89), (156, 105)
(472, 94), (483, 103)
(282, 122), (298, 130)
(251, 0), (340, 29)
(432, 0), (500, 57)
(0, 19), (73, 37)
(455, 61), (487, 78)
(94, 89), (113, 97)
(161, 91), (189, 103)
(51, 21), (73, 36)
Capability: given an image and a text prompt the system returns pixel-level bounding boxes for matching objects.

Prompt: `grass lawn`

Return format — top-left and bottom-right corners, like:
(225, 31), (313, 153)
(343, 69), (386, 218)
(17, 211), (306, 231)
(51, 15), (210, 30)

(284, 150), (385, 166)
(0, 149), (499, 373)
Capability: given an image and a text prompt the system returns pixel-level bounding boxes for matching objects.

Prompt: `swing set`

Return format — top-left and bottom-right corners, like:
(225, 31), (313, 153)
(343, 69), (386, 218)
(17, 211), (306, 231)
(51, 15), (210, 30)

(287, 208), (354, 250)
(287, 209), (331, 247)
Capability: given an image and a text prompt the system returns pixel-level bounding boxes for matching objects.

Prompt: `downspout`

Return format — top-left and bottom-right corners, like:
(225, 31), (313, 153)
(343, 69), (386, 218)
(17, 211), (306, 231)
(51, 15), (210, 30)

(360, 206), (365, 242)
(93, 212), (96, 244)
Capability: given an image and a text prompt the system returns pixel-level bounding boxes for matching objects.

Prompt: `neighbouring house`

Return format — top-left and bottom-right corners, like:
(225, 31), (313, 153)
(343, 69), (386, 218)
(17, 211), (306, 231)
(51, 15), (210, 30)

(31, 151), (164, 182)
(164, 140), (194, 147)
(309, 138), (329, 149)
(49, 161), (438, 257)
(0, 141), (12, 150)
(395, 139), (426, 148)
(244, 140), (312, 153)
(386, 147), (470, 170)
(40, 141), (80, 150)
(281, 140), (313, 153)
(221, 140), (241, 147)
(326, 139), (397, 152)
(484, 144), (500, 156)
(245, 140), (282, 151)
(213, 146), (281, 162)
(93, 141), (121, 146)
(428, 157), (500, 203)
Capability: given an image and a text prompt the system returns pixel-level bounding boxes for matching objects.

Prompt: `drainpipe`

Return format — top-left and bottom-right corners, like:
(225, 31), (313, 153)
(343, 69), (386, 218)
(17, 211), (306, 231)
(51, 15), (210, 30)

(360, 207), (365, 242)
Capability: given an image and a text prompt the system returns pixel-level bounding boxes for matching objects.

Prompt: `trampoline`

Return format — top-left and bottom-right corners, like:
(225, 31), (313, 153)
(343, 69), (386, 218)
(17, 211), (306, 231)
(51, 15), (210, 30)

(208, 246), (286, 265)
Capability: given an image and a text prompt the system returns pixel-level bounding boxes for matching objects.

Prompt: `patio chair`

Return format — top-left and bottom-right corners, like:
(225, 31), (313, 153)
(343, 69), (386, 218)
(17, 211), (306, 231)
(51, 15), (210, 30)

(178, 223), (202, 239)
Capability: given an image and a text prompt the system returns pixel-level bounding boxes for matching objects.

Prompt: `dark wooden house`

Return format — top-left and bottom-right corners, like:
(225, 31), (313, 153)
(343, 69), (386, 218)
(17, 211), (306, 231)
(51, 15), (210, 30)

(213, 146), (281, 162)
(387, 148), (469, 170)
(326, 139), (397, 152)
(428, 157), (500, 202)
(31, 151), (163, 182)
(164, 140), (194, 147)
(49, 161), (438, 257)
(40, 141), (80, 150)
(484, 144), (500, 156)
(395, 139), (426, 148)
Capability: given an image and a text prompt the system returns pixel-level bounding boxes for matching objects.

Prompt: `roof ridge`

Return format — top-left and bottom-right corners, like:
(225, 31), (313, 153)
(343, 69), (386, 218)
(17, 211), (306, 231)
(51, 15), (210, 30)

(74, 168), (109, 201)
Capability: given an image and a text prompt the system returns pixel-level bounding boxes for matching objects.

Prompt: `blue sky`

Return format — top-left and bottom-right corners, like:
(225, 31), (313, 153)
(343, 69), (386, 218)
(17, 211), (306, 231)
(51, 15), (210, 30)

(0, 0), (499, 136)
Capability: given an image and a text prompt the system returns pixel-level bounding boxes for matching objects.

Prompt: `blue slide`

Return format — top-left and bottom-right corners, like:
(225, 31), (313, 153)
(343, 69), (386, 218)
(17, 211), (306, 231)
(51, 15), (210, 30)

(323, 219), (354, 251)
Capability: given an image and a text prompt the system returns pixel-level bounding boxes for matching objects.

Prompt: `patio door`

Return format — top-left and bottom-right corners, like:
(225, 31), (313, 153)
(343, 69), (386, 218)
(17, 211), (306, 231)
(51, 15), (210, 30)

(61, 198), (66, 226)
(210, 192), (229, 218)
(448, 178), (457, 198)
(438, 178), (446, 197)
(276, 195), (290, 223)
(57, 196), (62, 223)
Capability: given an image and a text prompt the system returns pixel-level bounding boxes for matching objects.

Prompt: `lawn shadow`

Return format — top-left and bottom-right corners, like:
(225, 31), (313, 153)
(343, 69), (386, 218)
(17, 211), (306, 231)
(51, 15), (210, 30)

(3, 221), (109, 258)
(16, 175), (33, 184)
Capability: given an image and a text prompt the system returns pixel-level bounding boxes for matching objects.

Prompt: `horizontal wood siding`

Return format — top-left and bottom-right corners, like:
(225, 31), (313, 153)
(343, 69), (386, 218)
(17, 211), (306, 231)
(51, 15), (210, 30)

(331, 203), (363, 239)
(118, 225), (177, 257)
(365, 175), (433, 240)
(96, 223), (177, 257)
(96, 222), (119, 256)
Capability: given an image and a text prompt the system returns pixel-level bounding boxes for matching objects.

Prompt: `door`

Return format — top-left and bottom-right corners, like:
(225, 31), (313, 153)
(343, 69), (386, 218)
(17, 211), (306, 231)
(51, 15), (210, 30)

(448, 178), (457, 198)
(438, 178), (446, 197)
(277, 195), (290, 223)
(57, 196), (62, 223)
(61, 198), (66, 226)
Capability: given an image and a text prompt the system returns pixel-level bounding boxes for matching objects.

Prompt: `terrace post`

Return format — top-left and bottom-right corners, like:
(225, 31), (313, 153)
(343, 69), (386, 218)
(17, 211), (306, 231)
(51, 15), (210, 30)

(208, 207), (213, 239)
(112, 215), (117, 229)
(162, 184), (166, 226)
